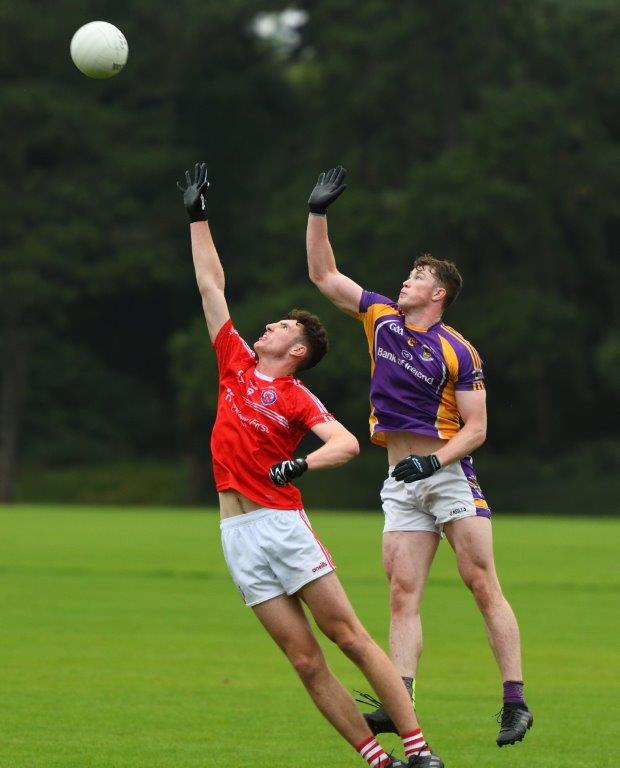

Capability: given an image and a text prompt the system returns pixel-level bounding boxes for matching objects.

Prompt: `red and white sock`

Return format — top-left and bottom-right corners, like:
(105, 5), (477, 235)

(356, 735), (394, 767)
(401, 728), (431, 758)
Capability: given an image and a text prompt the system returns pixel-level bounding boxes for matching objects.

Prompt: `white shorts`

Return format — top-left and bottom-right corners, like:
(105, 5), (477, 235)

(381, 460), (491, 535)
(220, 507), (336, 607)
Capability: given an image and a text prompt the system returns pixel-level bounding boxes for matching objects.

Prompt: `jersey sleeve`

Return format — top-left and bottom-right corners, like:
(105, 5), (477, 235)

(355, 290), (399, 340)
(212, 318), (256, 376)
(291, 380), (335, 432)
(454, 342), (485, 391)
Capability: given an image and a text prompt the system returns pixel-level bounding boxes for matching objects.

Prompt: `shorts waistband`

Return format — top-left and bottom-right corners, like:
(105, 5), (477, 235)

(220, 507), (301, 529)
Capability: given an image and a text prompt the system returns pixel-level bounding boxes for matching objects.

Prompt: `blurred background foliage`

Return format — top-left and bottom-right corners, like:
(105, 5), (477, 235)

(1, 0), (618, 510)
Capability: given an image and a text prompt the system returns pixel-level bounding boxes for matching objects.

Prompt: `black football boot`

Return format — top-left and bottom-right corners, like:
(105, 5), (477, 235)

(496, 702), (534, 746)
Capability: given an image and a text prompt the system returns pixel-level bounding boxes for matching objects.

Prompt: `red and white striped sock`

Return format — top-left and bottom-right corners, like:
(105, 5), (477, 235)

(356, 735), (394, 767)
(401, 728), (431, 758)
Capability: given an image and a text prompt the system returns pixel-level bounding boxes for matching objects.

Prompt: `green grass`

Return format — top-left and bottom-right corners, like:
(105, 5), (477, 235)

(1, 505), (618, 767)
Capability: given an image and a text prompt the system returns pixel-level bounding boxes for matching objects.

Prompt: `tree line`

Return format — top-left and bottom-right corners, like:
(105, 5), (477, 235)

(1, 0), (618, 507)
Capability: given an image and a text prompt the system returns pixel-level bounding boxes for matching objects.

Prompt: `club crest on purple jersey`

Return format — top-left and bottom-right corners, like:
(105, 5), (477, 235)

(261, 388), (277, 406)
(420, 345), (434, 360)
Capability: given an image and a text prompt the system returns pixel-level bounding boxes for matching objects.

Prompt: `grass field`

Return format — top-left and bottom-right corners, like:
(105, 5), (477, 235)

(1, 506), (618, 767)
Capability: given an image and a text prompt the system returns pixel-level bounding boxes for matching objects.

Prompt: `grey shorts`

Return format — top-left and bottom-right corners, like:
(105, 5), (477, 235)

(220, 507), (335, 607)
(381, 459), (491, 535)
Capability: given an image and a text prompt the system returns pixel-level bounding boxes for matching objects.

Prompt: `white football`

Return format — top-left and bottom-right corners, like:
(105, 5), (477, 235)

(70, 21), (128, 79)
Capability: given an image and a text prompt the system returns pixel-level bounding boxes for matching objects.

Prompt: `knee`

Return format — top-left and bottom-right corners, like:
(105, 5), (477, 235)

(290, 651), (325, 685)
(389, 576), (421, 616)
(332, 626), (373, 665)
(462, 568), (500, 612)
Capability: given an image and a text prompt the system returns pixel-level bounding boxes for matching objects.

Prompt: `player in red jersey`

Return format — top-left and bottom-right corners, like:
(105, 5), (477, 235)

(306, 166), (532, 749)
(177, 164), (444, 768)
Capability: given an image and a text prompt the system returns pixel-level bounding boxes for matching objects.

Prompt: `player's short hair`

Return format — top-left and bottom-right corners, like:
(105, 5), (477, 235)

(413, 253), (463, 310)
(286, 309), (329, 372)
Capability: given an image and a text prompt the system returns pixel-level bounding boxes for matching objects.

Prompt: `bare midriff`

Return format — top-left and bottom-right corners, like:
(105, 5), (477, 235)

(384, 430), (448, 467)
(218, 489), (262, 519)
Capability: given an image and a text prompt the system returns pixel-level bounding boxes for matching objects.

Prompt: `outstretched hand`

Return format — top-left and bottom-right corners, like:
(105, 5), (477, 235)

(177, 162), (210, 222)
(308, 165), (347, 215)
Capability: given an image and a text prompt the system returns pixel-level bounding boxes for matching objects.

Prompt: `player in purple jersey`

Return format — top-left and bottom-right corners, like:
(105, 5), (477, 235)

(305, 166), (533, 748)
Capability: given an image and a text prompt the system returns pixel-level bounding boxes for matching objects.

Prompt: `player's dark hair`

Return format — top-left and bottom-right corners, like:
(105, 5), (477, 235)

(413, 253), (463, 310)
(286, 309), (329, 372)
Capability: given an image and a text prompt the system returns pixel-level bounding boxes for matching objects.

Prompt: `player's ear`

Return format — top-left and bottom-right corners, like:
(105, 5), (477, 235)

(432, 285), (446, 303)
(289, 343), (307, 362)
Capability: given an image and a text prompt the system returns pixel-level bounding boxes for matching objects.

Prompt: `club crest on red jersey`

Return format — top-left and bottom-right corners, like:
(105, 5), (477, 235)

(261, 388), (277, 406)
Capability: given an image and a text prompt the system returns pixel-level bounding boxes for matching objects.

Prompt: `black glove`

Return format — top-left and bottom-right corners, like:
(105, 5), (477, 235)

(269, 457), (308, 486)
(391, 454), (441, 483)
(177, 162), (209, 222)
(308, 165), (347, 215)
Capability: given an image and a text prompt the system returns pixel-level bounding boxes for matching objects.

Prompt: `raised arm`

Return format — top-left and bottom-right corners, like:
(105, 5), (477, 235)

(306, 166), (363, 315)
(178, 163), (230, 341)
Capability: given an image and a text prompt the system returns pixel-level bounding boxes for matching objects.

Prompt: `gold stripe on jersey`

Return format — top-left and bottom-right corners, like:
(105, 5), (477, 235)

(435, 336), (461, 439)
(474, 498), (490, 510)
(435, 380), (459, 439)
(441, 323), (482, 369)
(438, 335), (460, 380)
(359, 303), (399, 340)
(359, 303), (400, 377)
(369, 405), (386, 446)
(441, 323), (482, 367)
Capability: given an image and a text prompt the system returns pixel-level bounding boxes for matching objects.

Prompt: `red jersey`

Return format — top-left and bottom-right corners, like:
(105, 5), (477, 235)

(211, 319), (334, 509)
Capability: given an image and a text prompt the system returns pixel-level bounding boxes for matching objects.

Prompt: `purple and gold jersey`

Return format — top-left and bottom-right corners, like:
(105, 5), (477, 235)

(355, 290), (485, 447)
